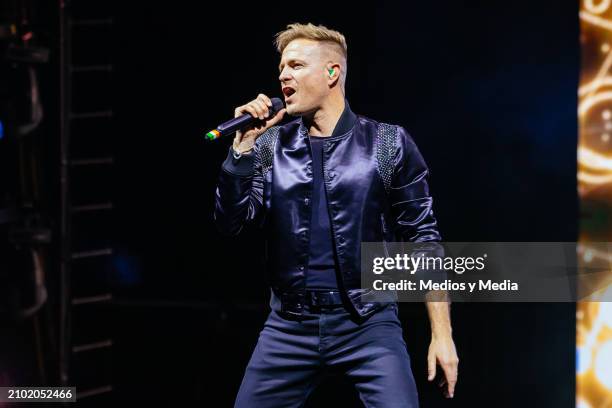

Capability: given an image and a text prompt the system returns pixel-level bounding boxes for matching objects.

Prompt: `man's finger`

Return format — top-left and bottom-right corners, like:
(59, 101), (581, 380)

(447, 379), (457, 398)
(267, 108), (286, 126)
(260, 96), (273, 110)
(274, 108), (287, 120)
(441, 361), (458, 398)
(235, 105), (248, 118)
(252, 100), (268, 119)
(427, 351), (436, 381)
(257, 93), (272, 108)
(243, 105), (259, 119)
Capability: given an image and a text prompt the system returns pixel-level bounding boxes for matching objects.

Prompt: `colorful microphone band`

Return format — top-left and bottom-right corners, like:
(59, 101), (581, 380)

(205, 129), (221, 141)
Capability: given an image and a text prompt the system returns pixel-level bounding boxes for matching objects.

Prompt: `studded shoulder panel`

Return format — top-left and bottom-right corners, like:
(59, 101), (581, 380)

(255, 126), (280, 176)
(375, 123), (398, 193)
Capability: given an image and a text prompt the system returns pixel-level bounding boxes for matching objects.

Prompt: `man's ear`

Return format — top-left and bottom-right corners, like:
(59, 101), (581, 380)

(327, 63), (341, 86)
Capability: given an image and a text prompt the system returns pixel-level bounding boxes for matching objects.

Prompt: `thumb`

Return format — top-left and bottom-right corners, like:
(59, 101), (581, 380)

(267, 108), (286, 126)
(428, 350), (436, 381)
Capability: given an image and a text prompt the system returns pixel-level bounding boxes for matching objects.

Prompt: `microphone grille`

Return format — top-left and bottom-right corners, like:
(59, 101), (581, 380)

(270, 97), (284, 115)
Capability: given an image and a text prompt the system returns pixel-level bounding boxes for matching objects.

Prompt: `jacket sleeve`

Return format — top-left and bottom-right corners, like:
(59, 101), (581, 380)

(389, 126), (442, 243)
(213, 143), (265, 236)
(389, 126), (446, 289)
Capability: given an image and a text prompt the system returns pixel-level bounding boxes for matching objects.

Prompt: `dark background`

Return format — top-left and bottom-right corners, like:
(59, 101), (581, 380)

(0, 0), (579, 406)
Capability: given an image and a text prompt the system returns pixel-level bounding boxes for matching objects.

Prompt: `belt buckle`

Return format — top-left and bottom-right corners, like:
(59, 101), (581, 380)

(306, 290), (317, 306)
(304, 291), (320, 313)
(308, 290), (337, 308)
(281, 292), (305, 316)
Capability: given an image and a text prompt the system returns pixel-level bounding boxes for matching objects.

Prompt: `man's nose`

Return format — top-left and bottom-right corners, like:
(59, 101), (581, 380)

(279, 68), (291, 82)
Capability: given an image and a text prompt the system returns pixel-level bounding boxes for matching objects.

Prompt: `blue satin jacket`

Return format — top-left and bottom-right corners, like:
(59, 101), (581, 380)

(214, 101), (441, 319)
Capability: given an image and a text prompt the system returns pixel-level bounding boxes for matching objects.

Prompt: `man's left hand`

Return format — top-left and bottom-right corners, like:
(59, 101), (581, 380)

(427, 334), (459, 398)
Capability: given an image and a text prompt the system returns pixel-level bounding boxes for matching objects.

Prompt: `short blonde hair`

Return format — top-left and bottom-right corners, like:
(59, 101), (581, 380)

(275, 23), (348, 89)
(274, 23), (347, 58)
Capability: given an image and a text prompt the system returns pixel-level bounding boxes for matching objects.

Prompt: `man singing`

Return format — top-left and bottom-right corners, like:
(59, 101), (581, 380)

(214, 22), (458, 407)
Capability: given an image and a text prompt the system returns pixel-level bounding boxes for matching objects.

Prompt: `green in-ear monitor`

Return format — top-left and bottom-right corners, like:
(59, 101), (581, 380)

(328, 68), (335, 76)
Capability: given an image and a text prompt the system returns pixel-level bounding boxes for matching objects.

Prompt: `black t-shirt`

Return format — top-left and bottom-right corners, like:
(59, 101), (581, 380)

(306, 136), (340, 290)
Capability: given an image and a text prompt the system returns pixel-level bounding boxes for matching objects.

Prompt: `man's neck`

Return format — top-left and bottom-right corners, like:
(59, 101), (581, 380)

(302, 94), (345, 137)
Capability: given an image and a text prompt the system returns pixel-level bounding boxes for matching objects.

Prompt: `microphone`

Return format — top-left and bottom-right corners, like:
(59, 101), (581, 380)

(205, 97), (284, 141)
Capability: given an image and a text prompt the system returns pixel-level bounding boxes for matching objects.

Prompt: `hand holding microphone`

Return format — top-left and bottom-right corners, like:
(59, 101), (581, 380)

(233, 94), (286, 154)
(205, 94), (286, 155)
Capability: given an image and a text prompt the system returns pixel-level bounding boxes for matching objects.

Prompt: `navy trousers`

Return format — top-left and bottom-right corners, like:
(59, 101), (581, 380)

(234, 302), (419, 407)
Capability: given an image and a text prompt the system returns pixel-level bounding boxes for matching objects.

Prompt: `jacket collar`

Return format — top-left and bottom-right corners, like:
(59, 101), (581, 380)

(298, 99), (357, 140)
(331, 99), (357, 137)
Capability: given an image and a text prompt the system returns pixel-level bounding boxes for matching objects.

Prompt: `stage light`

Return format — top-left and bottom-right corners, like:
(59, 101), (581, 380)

(579, 0), (612, 404)
(577, 345), (593, 375)
(585, 0), (611, 15)
(594, 340), (612, 389)
(577, 397), (592, 408)
(600, 301), (612, 328)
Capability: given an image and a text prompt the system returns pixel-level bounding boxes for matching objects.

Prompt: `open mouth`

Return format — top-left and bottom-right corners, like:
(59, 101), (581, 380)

(282, 86), (296, 98)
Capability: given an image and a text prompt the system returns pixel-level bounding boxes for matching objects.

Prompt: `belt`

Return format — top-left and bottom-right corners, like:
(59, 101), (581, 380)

(280, 290), (344, 314)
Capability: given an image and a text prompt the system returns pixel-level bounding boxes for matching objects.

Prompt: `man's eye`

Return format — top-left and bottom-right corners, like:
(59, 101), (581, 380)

(293, 64), (302, 69)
